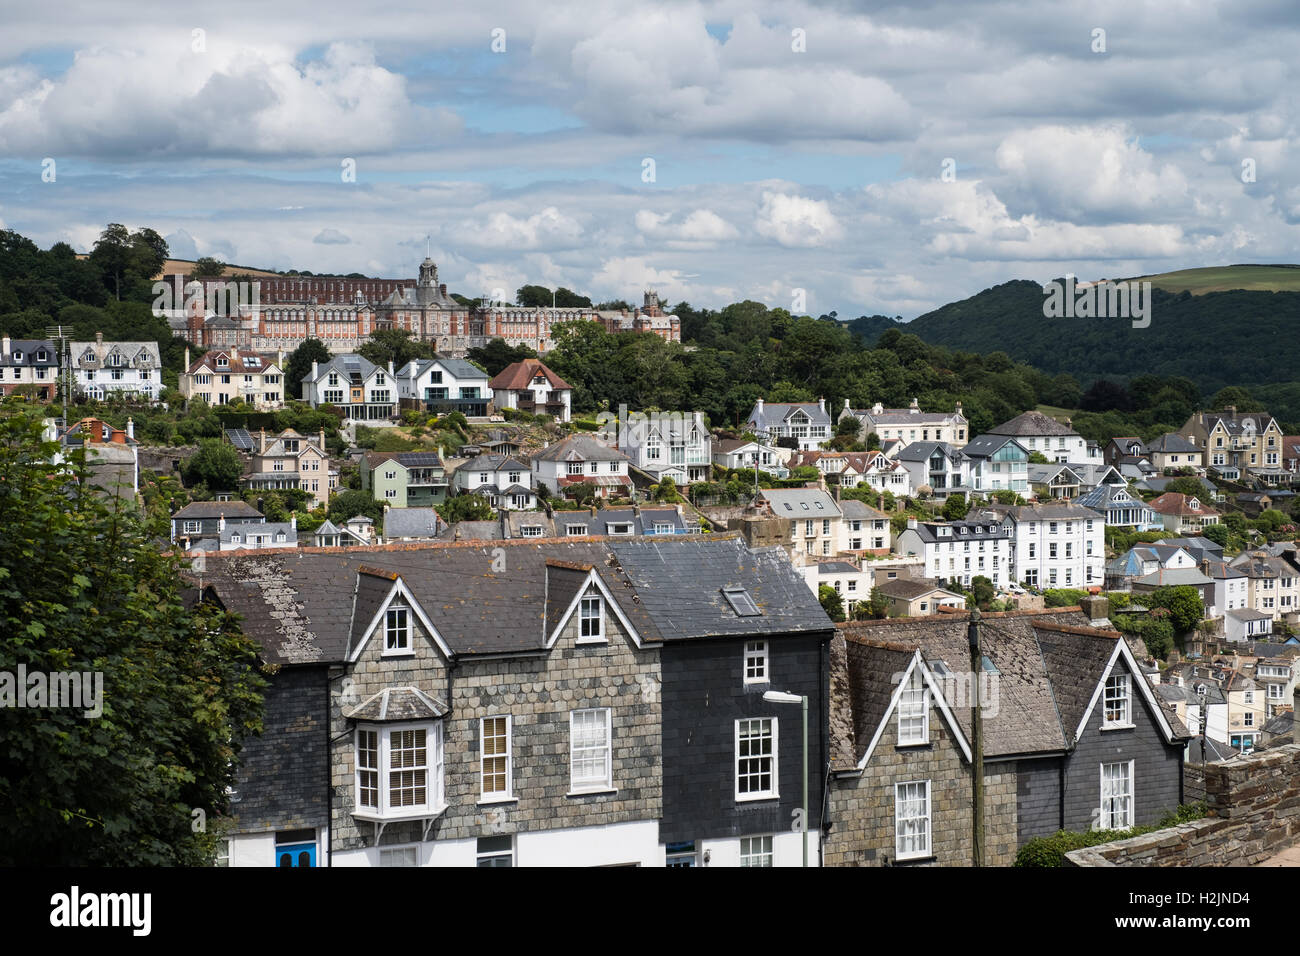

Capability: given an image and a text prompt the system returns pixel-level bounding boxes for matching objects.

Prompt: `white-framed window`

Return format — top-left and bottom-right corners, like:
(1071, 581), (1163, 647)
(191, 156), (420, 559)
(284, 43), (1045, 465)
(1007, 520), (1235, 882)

(379, 846), (419, 867)
(567, 462), (583, 476)
(898, 668), (929, 745)
(735, 718), (777, 801)
(569, 708), (612, 793)
(480, 715), (512, 801)
(385, 488), (397, 499)
(385, 601), (411, 653)
(1099, 760), (1134, 830)
(1244, 712), (1254, 727)
(744, 641), (768, 684)
(1244, 687), (1254, 705)
(895, 780), (931, 861)
(476, 835), (513, 867)
(355, 723), (444, 818)
(740, 835), (773, 867)
(1103, 672), (1131, 727)
(578, 593), (605, 642)
(182, 520), (202, 534)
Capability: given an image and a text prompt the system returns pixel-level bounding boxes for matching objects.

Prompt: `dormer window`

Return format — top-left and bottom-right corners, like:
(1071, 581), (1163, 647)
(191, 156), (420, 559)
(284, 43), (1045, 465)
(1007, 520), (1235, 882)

(898, 668), (928, 745)
(11, 352), (21, 363)
(1103, 673), (1131, 728)
(36, 350), (48, 362)
(578, 593), (605, 642)
(217, 356), (229, 368)
(385, 601), (411, 654)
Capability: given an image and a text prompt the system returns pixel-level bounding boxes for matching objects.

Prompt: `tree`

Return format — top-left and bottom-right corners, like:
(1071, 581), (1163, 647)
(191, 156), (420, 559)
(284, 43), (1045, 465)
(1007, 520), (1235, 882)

(1202, 523), (1230, 548)
(1145, 585), (1204, 634)
(1027, 450), (1050, 464)
(327, 488), (386, 526)
(183, 439), (244, 491)
(466, 338), (537, 377)
(284, 339), (331, 400)
(971, 575), (995, 610)
(835, 415), (861, 438)
(942, 493), (969, 521)
(359, 328), (438, 372)
(192, 257), (226, 279)
(653, 476), (683, 502)
(437, 493), (495, 523)
(515, 285), (554, 308)
(0, 408), (265, 864)
(818, 585), (846, 623)
(1164, 476), (1209, 499)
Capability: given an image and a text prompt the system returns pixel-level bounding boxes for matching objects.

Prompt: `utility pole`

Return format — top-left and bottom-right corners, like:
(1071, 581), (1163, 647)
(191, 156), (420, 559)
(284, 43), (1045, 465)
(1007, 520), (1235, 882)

(46, 324), (73, 426)
(968, 607), (985, 866)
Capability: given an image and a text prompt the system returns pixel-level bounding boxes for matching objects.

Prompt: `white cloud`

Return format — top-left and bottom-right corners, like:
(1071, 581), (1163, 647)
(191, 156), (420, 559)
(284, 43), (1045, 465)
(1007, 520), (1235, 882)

(313, 228), (351, 244)
(635, 208), (738, 243)
(754, 191), (844, 247)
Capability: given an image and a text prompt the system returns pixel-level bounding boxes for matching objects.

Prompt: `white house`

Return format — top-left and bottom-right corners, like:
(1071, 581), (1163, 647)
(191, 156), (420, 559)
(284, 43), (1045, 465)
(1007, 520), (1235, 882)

(617, 411), (712, 484)
(746, 398), (832, 451)
(302, 354), (397, 420)
(397, 358), (492, 416)
(988, 410), (1089, 463)
(798, 560), (874, 616)
(531, 434), (632, 498)
(839, 398), (969, 449)
(450, 454), (536, 510)
(975, 502), (1105, 591)
(894, 517), (1013, 590)
(759, 487), (843, 564)
(960, 435), (1029, 496)
(71, 334), (163, 402)
(893, 442), (972, 498)
(712, 438), (790, 477)
(489, 359), (573, 423)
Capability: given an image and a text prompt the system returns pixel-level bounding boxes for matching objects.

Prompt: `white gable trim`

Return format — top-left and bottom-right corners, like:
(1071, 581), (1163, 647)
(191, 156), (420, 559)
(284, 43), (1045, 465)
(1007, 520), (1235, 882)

(1075, 639), (1177, 744)
(545, 568), (642, 649)
(858, 651), (972, 769)
(348, 576), (455, 663)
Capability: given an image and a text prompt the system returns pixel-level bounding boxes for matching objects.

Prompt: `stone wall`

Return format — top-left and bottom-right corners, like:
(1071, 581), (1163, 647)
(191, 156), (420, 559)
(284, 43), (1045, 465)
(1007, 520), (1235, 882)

(1066, 744), (1300, 866)
(825, 704), (1018, 866)
(329, 583), (661, 855)
(139, 445), (199, 473)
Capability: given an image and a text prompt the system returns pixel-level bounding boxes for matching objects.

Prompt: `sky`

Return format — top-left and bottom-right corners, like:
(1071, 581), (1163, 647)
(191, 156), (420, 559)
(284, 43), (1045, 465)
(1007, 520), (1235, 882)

(1, 0), (1298, 319)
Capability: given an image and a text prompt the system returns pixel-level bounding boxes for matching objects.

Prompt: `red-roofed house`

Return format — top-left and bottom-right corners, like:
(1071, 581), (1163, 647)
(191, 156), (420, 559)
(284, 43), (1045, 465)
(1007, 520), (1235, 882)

(489, 359), (572, 422)
(1148, 492), (1221, 535)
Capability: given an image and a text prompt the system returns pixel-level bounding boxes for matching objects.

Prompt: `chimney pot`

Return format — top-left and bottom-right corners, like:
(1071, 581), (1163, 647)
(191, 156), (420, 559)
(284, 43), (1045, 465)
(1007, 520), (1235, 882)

(95, 331), (103, 345)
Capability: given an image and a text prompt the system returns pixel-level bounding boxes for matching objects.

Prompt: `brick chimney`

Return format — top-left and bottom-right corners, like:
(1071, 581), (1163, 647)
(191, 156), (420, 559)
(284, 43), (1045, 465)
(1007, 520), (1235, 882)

(95, 331), (103, 346)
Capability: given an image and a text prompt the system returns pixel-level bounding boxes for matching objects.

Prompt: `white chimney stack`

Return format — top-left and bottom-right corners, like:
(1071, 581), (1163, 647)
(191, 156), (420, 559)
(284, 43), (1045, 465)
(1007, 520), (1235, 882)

(126, 418), (134, 441)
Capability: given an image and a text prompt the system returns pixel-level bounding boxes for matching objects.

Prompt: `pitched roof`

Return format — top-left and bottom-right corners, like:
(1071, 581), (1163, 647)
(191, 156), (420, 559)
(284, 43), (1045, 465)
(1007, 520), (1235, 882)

(759, 487), (840, 517)
(488, 359), (571, 391)
(174, 500), (264, 520)
(383, 507), (446, 540)
(961, 434), (1028, 459)
(532, 434), (630, 463)
(1148, 492), (1219, 517)
(990, 410), (1078, 437)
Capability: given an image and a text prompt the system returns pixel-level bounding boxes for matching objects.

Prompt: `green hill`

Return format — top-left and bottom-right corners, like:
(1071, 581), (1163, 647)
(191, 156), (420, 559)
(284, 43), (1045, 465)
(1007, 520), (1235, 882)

(902, 278), (1300, 421)
(1125, 263), (1300, 294)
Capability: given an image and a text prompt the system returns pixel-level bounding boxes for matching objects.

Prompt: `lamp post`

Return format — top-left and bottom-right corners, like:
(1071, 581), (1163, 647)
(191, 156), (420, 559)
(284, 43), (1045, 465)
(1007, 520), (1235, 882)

(764, 689), (808, 867)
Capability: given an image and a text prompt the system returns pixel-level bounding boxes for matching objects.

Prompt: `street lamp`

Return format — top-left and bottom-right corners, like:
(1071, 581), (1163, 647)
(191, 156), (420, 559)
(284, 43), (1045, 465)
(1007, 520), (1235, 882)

(763, 689), (808, 867)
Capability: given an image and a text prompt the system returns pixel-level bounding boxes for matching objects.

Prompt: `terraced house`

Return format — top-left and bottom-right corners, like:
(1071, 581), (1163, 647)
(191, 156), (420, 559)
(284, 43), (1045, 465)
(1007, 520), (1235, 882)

(193, 534), (834, 866)
(0, 336), (58, 400)
(839, 398), (968, 450)
(1178, 406), (1285, 482)
(824, 606), (1190, 866)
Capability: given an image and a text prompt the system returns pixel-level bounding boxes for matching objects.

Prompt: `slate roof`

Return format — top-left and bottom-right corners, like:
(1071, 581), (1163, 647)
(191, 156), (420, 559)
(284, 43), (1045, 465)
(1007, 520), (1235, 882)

(1263, 711), (1294, 737)
(990, 410), (1077, 437)
(383, 507), (446, 540)
(533, 434), (630, 463)
(875, 577), (954, 600)
(961, 434), (1028, 460)
(346, 687), (448, 722)
(0, 339), (58, 368)
(608, 537), (833, 641)
(895, 441), (962, 463)
(457, 454), (527, 473)
(813, 561), (865, 575)
(305, 353), (382, 384)
(838, 498), (888, 520)
(1147, 433), (1199, 454)
(748, 401), (832, 428)
(71, 339), (161, 369)
(900, 518), (1010, 544)
(835, 608), (1187, 760)
(834, 638), (918, 768)
(396, 357), (489, 381)
(1187, 737), (1241, 763)
(1155, 536), (1224, 556)
(1132, 567), (1212, 588)
(189, 348), (279, 375)
(174, 500), (264, 520)
(977, 501), (1104, 522)
(759, 487), (840, 517)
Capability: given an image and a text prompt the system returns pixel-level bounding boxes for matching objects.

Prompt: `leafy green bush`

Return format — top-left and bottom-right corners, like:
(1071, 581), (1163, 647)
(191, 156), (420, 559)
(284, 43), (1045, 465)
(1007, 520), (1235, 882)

(1043, 588), (1089, 608)
(1015, 803), (1206, 866)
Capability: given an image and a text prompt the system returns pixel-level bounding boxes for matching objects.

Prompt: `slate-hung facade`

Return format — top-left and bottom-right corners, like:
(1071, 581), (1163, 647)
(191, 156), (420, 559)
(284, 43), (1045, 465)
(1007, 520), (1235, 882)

(196, 534), (835, 867)
(825, 608), (1191, 867)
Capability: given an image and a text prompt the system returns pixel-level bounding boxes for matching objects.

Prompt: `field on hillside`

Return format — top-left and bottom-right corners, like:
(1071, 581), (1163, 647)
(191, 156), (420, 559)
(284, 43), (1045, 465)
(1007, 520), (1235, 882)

(1123, 264), (1300, 294)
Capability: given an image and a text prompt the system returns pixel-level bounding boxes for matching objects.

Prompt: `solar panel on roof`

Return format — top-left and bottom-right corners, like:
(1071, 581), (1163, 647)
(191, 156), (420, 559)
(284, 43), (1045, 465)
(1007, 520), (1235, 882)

(226, 428), (255, 452)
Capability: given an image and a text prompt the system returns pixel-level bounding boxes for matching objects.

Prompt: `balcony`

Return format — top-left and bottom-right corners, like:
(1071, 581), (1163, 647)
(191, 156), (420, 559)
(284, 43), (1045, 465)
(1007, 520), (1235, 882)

(517, 399), (566, 414)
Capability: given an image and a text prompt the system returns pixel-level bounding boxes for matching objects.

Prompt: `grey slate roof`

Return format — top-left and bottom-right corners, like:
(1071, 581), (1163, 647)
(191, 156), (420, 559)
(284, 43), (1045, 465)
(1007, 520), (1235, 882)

(838, 498), (888, 520)
(533, 434), (630, 463)
(960, 434), (1028, 460)
(1147, 433), (1199, 454)
(759, 487), (840, 516)
(383, 507), (446, 540)
(608, 537), (833, 641)
(875, 578), (954, 600)
(990, 410), (1077, 437)
(396, 357), (489, 381)
(174, 500), (263, 520)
